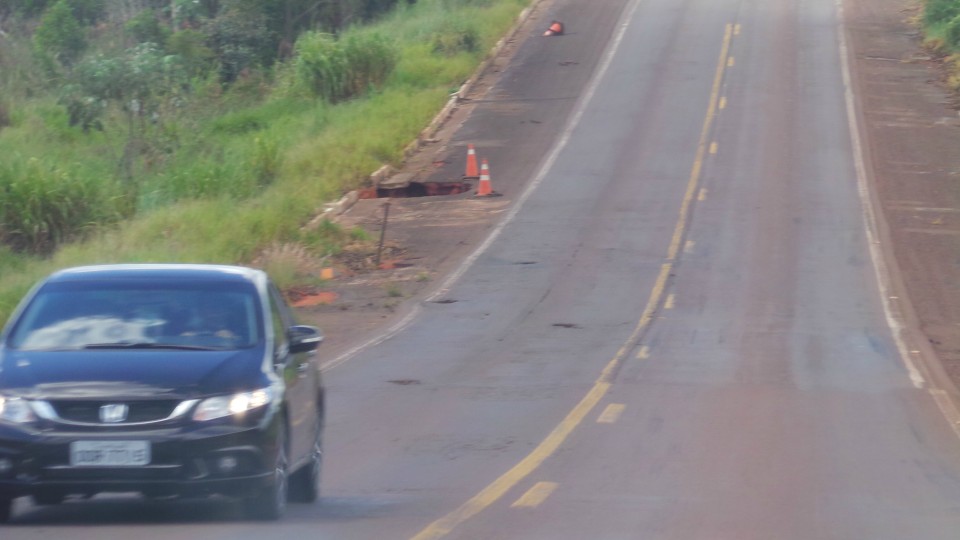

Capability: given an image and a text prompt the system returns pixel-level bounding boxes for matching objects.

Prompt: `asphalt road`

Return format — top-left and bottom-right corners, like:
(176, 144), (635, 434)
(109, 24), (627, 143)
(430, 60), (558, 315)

(7, 0), (960, 537)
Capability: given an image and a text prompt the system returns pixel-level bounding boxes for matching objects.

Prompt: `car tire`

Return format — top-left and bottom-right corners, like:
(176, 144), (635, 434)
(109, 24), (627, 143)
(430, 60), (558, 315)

(289, 426), (322, 503)
(243, 424), (288, 521)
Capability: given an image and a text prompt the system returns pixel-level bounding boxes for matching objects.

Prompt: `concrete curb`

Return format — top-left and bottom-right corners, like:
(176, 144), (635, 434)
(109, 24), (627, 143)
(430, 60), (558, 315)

(313, 0), (545, 225)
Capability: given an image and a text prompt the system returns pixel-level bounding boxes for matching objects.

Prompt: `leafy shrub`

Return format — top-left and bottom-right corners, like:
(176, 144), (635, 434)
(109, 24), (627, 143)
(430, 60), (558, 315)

(204, 2), (273, 83)
(342, 33), (397, 95)
(4, 0), (54, 18)
(126, 9), (171, 48)
(58, 90), (105, 132)
(167, 29), (216, 77)
(33, 0), (87, 67)
(62, 43), (188, 131)
(67, 0), (105, 25)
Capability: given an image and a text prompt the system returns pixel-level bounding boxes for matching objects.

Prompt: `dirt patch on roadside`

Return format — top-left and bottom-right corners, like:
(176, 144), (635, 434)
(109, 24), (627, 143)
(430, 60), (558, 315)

(844, 0), (960, 386)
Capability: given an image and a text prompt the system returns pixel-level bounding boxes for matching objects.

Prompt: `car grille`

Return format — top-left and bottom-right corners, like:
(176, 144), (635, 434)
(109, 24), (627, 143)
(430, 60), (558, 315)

(49, 400), (182, 424)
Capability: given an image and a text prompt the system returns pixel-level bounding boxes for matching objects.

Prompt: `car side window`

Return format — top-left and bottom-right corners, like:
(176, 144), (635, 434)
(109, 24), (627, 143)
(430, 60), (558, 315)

(269, 285), (290, 359)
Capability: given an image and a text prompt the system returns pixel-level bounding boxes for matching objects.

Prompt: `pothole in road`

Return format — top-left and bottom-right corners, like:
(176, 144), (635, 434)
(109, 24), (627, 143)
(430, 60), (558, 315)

(359, 180), (473, 199)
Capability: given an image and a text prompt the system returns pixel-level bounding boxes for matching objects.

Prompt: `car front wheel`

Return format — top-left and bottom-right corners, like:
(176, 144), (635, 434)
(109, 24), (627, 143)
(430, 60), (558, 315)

(289, 426), (322, 503)
(243, 425), (288, 521)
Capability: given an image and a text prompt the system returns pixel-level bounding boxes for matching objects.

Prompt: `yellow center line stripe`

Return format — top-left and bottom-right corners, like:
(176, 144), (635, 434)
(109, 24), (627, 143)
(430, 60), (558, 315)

(665, 293), (676, 310)
(511, 482), (559, 508)
(666, 23), (733, 261)
(636, 346), (650, 359)
(409, 23), (735, 540)
(597, 404), (626, 424)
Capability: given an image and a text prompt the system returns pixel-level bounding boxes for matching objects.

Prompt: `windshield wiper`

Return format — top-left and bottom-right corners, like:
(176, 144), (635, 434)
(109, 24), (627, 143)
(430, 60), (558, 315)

(82, 342), (217, 351)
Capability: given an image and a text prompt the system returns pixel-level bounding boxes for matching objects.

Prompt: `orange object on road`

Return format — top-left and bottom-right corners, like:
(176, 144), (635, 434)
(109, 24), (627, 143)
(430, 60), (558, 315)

(476, 159), (496, 197)
(464, 144), (480, 179)
(544, 21), (564, 36)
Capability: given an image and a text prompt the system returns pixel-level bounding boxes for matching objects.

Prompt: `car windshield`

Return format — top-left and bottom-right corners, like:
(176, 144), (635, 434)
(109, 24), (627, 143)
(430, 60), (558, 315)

(6, 280), (262, 351)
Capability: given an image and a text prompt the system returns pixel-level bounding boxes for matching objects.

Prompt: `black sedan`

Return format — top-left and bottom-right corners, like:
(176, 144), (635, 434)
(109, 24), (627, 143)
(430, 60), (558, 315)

(0, 264), (325, 522)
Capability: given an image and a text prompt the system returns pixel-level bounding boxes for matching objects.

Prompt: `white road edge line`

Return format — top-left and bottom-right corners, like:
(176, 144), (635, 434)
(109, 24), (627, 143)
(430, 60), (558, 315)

(323, 0), (646, 373)
(835, 0), (925, 389)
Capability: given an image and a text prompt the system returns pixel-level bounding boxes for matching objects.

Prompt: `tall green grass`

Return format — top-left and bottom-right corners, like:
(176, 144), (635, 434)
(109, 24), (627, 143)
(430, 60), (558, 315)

(294, 31), (397, 102)
(923, 0), (960, 49)
(0, 158), (124, 253)
(0, 0), (533, 323)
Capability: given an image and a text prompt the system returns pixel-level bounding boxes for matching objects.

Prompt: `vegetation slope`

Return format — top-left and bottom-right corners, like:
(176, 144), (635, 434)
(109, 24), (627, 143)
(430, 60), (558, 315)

(0, 0), (530, 320)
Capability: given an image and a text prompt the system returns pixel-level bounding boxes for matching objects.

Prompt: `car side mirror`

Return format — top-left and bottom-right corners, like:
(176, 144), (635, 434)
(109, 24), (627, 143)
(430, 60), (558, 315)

(288, 325), (324, 354)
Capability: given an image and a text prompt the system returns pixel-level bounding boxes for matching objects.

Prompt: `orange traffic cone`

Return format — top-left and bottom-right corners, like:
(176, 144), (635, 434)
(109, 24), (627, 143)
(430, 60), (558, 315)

(543, 21), (564, 36)
(475, 159), (500, 197)
(463, 143), (480, 179)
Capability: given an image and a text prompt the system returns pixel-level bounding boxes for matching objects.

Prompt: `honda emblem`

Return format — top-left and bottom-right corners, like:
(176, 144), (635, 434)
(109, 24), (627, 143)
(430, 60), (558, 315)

(99, 404), (129, 423)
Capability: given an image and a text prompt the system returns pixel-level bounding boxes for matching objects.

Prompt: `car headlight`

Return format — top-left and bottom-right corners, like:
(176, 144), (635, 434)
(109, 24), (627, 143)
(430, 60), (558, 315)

(192, 388), (273, 422)
(0, 396), (37, 424)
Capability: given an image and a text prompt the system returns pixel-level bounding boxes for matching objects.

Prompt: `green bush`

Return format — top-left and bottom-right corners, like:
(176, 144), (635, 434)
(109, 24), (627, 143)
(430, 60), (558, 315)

(294, 31), (397, 103)
(947, 13), (960, 47)
(66, 0), (105, 25)
(167, 29), (217, 77)
(343, 33), (397, 97)
(126, 9), (171, 48)
(211, 111), (266, 134)
(925, 0), (960, 26)
(431, 21), (480, 56)
(0, 158), (122, 253)
(33, 0), (87, 68)
(250, 135), (282, 188)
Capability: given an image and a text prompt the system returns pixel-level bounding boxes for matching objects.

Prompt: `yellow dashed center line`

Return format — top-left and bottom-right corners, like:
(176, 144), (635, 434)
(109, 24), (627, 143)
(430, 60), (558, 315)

(408, 22), (736, 540)
(665, 293), (676, 310)
(636, 345), (651, 360)
(727, 57), (735, 67)
(709, 142), (718, 154)
(511, 482), (559, 508)
(719, 96), (727, 110)
(597, 404), (626, 424)
(684, 240), (696, 253)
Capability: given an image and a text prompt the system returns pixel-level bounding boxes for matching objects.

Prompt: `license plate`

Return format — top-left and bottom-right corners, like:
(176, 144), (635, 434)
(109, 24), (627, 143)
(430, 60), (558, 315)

(70, 440), (151, 467)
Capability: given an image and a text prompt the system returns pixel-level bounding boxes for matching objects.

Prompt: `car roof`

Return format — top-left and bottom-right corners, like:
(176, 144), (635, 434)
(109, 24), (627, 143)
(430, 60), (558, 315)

(44, 264), (267, 285)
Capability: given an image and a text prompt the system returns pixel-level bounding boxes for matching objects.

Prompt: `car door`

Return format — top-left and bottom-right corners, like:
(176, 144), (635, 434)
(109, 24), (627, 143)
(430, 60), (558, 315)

(268, 284), (319, 464)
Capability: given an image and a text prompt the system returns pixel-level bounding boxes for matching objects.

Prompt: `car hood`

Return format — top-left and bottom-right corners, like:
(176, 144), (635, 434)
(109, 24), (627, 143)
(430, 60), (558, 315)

(0, 347), (268, 400)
